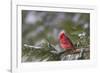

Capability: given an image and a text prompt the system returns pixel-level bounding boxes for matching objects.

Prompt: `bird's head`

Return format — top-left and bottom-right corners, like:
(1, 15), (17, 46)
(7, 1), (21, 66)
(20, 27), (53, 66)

(58, 30), (66, 39)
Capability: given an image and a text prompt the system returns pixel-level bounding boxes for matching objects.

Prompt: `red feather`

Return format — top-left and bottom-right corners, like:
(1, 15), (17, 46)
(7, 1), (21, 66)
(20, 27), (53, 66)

(59, 31), (75, 50)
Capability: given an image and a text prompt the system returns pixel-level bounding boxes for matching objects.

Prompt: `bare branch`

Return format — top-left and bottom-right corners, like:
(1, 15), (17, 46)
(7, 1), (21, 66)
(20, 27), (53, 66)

(24, 44), (42, 49)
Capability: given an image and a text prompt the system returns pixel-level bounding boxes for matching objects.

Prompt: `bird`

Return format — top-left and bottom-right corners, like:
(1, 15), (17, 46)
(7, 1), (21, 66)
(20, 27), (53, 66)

(58, 30), (75, 51)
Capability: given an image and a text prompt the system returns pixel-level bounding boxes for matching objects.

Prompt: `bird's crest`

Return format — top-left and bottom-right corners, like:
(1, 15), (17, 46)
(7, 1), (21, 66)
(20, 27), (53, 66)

(58, 30), (65, 39)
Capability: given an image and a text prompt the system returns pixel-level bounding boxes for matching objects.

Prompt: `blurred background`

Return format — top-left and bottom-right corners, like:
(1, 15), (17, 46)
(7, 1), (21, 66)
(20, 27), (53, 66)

(22, 10), (90, 62)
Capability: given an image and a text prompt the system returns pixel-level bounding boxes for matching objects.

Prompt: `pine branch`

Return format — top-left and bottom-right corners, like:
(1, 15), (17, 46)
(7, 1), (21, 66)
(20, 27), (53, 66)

(23, 41), (90, 61)
(58, 48), (89, 56)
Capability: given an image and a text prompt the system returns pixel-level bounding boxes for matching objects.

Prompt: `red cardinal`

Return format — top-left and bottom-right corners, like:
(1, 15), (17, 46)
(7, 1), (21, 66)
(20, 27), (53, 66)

(59, 30), (75, 50)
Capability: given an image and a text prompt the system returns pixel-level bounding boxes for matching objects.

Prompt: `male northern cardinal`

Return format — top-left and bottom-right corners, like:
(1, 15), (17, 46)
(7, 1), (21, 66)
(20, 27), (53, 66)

(59, 30), (75, 50)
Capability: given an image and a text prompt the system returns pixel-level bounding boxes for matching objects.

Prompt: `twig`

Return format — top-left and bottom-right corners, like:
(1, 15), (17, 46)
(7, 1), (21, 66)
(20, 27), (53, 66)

(24, 44), (42, 49)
